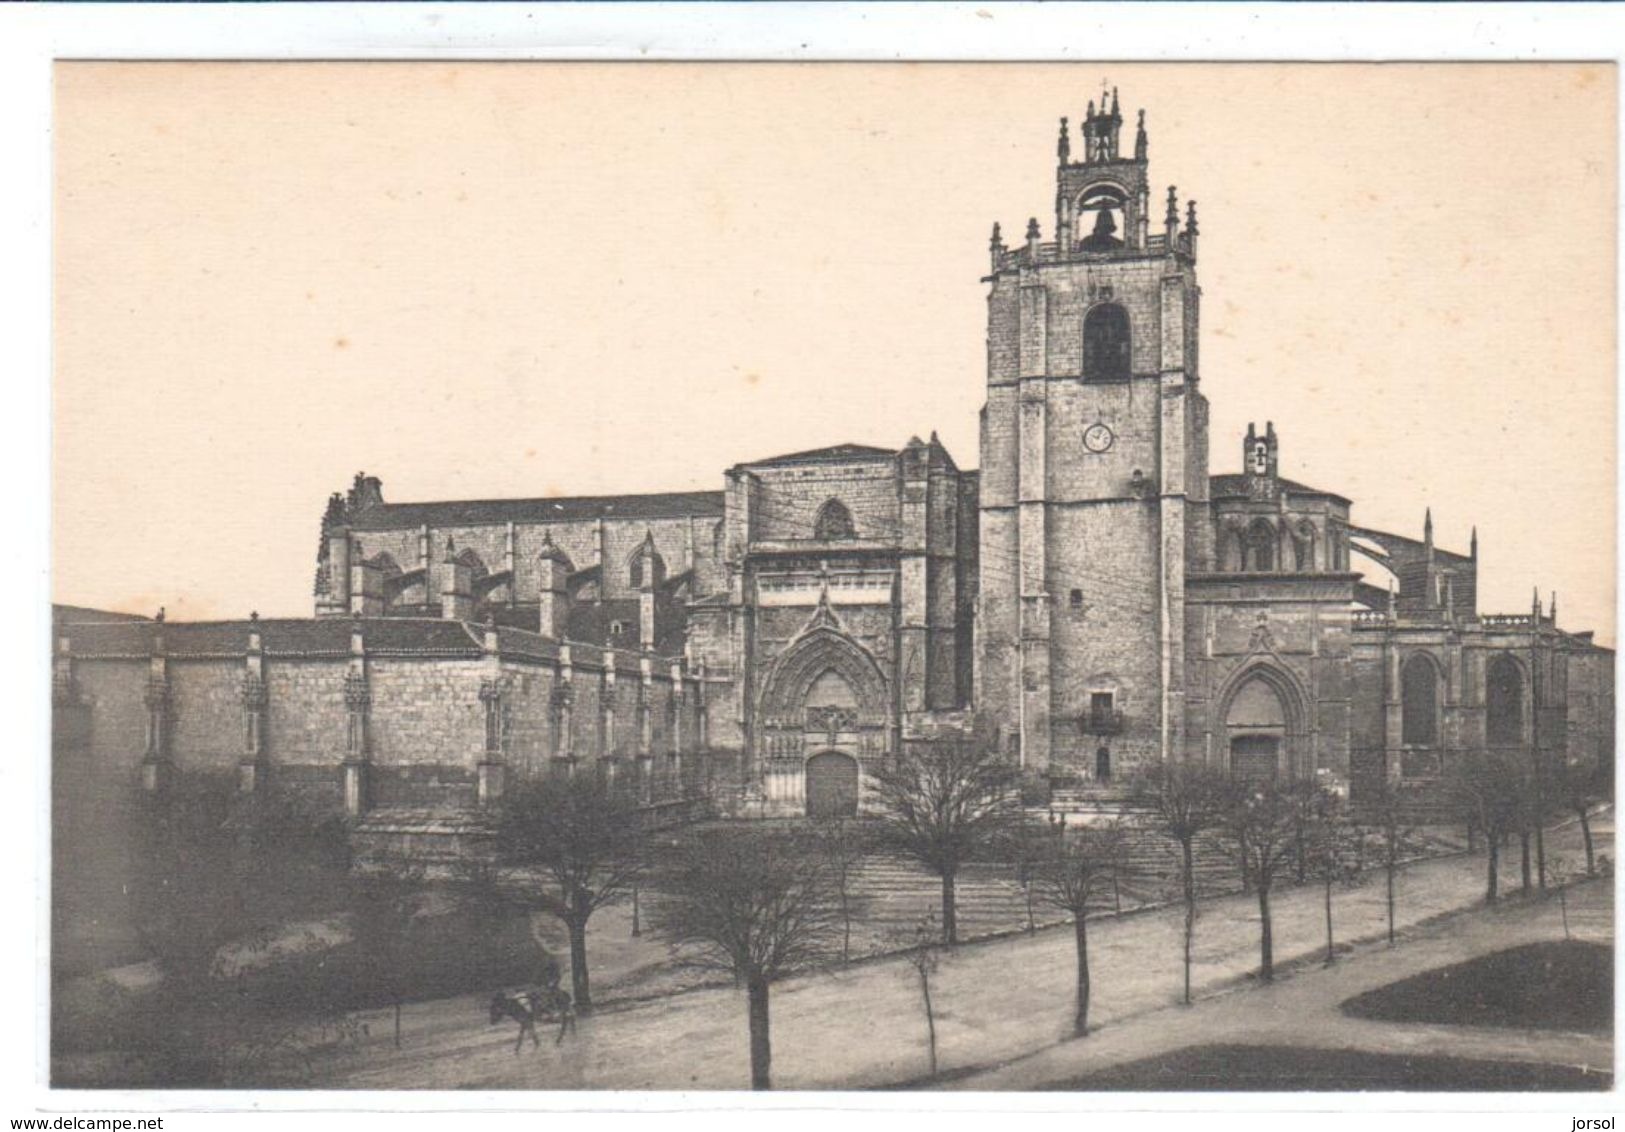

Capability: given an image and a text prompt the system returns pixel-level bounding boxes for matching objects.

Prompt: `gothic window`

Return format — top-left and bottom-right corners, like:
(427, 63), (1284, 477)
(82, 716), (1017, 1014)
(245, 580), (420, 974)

(1292, 522), (1316, 572)
(630, 548), (666, 588)
(455, 548), (488, 582)
(813, 498), (857, 541)
(1083, 303), (1132, 382)
(1401, 654), (1440, 747)
(1245, 519), (1276, 572)
(1486, 654), (1524, 746)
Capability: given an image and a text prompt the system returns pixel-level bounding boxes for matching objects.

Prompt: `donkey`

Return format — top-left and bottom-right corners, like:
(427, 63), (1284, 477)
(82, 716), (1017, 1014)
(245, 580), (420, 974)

(488, 987), (574, 1054)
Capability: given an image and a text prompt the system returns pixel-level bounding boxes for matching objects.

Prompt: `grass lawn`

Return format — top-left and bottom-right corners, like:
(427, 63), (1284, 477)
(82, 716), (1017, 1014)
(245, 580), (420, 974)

(1040, 1043), (1611, 1091)
(1340, 939), (1612, 1033)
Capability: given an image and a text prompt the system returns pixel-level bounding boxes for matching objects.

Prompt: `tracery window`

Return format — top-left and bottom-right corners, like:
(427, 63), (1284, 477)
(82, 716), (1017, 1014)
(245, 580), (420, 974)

(814, 499), (857, 541)
(1402, 654), (1440, 747)
(1083, 304), (1132, 381)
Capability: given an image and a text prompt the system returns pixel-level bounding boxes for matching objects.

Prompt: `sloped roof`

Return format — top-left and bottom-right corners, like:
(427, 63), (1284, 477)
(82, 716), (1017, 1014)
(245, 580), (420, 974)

(347, 490), (725, 531)
(62, 617), (485, 659)
(739, 442), (898, 467)
(1210, 474), (1351, 506)
(52, 604), (151, 625)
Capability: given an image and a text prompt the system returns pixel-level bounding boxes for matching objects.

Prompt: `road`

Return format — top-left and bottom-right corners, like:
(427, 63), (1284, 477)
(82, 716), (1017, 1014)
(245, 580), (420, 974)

(299, 816), (1612, 1090)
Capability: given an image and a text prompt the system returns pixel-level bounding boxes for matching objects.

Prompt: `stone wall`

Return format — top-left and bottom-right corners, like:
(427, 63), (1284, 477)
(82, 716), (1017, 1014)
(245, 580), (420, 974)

(56, 618), (707, 815)
(1185, 574), (1355, 781)
(338, 512), (729, 618)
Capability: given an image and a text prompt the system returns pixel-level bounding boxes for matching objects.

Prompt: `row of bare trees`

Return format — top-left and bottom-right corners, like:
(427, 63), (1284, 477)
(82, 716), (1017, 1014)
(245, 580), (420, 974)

(1449, 745), (1613, 904)
(471, 737), (1613, 1090)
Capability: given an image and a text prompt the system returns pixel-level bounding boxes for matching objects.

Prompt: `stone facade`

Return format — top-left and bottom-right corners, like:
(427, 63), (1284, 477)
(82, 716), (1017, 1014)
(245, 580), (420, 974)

(53, 616), (706, 818)
(53, 91), (1613, 824)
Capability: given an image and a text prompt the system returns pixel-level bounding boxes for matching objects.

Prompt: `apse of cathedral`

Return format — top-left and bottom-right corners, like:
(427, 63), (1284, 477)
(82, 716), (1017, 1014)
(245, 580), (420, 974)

(52, 93), (1613, 827)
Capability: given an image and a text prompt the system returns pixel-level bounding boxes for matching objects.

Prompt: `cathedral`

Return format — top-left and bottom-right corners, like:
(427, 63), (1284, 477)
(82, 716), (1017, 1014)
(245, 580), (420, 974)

(53, 94), (1613, 831)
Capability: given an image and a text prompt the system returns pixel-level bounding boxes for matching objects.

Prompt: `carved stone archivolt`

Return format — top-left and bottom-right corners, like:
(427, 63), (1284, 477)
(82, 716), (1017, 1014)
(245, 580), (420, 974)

(758, 619), (888, 728)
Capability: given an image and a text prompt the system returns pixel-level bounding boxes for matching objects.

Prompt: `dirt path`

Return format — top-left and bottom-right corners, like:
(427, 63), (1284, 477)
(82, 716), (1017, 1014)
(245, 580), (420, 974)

(951, 879), (1612, 1090)
(298, 819), (1611, 1090)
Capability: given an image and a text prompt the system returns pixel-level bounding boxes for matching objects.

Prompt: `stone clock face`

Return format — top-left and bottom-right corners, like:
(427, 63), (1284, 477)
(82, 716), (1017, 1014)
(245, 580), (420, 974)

(1083, 422), (1115, 453)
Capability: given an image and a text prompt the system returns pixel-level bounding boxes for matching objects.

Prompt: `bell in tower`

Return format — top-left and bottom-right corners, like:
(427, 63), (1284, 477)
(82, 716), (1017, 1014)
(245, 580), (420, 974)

(979, 94), (1208, 778)
(1080, 205), (1123, 252)
(1244, 422), (1279, 479)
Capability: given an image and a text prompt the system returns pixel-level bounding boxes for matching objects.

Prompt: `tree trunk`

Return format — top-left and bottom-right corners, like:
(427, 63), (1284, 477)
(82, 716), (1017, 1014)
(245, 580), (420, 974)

(1519, 829), (1532, 893)
(1181, 838), (1196, 1006)
(1323, 877), (1334, 964)
(1385, 862), (1396, 945)
(394, 999), (402, 1049)
(1486, 836), (1500, 903)
(746, 975), (772, 1090)
(839, 878), (851, 962)
(940, 870), (958, 945)
(1559, 888), (1571, 940)
(1257, 883), (1274, 982)
(1073, 913), (1091, 1037)
(1536, 823), (1547, 891)
(918, 967), (938, 1077)
(1238, 838), (1251, 894)
(1579, 806), (1596, 876)
(567, 916), (592, 1010)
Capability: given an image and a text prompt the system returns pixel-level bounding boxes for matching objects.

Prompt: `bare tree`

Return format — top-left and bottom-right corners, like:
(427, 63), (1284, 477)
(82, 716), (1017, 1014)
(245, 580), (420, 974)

(1219, 779), (1301, 982)
(1450, 749), (1522, 904)
(812, 817), (872, 963)
(898, 911), (943, 1079)
(652, 827), (841, 1090)
(1552, 750), (1612, 877)
(870, 737), (1019, 944)
(1029, 817), (1125, 1036)
(1548, 854), (1577, 940)
(1302, 789), (1362, 965)
(349, 865), (424, 1049)
(494, 771), (642, 1011)
(1360, 776), (1415, 946)
(1133, 761), (1229, 1004)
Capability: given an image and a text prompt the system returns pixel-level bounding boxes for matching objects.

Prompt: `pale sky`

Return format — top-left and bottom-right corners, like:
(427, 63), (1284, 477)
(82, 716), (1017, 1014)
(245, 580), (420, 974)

(53, 62), (1616, 642)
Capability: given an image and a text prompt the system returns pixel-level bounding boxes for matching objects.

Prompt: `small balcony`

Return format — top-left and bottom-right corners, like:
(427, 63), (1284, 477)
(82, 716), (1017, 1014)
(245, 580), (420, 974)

(1078, 708), (1126, 736)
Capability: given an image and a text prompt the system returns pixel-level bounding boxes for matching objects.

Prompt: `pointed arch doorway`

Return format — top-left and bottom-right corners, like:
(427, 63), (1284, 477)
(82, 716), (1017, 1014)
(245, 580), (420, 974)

(755, 621), (889, 815)
(1219, 664), (1309, 783)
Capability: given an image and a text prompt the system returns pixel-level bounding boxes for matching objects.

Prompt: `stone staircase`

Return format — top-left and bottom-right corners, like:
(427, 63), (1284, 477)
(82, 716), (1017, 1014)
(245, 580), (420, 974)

(836, 823), (1246, 951)
(845, 853), (1042, 942)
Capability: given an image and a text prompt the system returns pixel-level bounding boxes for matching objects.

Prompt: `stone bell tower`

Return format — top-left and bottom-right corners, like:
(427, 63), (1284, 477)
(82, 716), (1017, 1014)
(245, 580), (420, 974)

(975, 91), (1211, 779)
